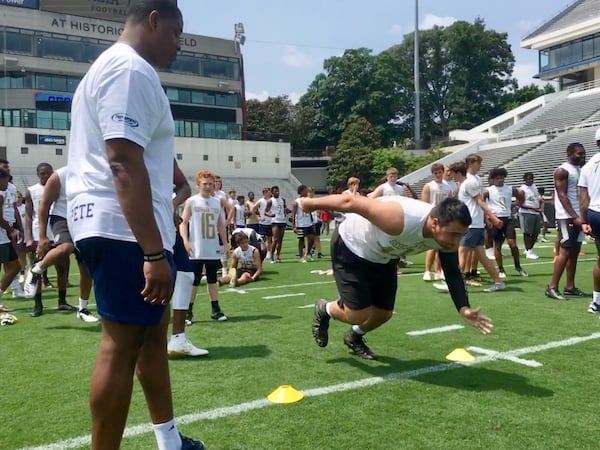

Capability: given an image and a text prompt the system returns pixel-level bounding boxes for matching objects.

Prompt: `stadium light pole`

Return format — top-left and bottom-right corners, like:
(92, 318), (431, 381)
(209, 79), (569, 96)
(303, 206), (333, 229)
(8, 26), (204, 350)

(414, 0), (421, 149)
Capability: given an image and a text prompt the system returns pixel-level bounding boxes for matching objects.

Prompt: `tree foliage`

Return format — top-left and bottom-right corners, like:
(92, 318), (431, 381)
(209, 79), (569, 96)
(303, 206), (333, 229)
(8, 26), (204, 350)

(501, 83), (556, 112)
(326, 117), (380, 191)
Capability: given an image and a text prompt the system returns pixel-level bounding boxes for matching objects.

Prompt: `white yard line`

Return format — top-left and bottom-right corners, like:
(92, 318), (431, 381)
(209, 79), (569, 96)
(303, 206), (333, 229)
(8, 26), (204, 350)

(467, 345), (542, 367)
(262, 293), (305, 300)
(406, 324), (464, 336)
(21, 332), (600, 450)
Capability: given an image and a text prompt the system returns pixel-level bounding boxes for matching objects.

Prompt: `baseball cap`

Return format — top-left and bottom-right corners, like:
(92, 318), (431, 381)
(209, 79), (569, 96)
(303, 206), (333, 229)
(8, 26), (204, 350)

(595, 127), (600, 141)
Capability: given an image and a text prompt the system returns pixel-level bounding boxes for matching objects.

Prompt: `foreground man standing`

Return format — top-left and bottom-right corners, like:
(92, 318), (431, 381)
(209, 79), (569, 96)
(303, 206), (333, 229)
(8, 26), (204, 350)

(66, 1), (204, 448)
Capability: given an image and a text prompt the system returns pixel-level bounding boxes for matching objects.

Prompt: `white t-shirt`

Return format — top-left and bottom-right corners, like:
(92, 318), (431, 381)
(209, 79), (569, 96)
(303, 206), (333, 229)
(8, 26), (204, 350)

(27, 182), (55, 242)
(234, 203), (246, 226)
(378, 182), (405, 196)
(294, 197), (313, 227)
(233, 245), (258, 270)
(187, 195), (222, 260)
(271, 197), (287, 223)
(0, 183), (17, 245)
(425, 180), (452, 205)
(50, 166), (68, 219)
(486, 185), (512, 218)
(578, 152), (600, 212)
(458, 173), (485, 228)
(554, 162), (581, 219)
(339, 196), (439, 264)
(443, 179), (458, 198)
(518, 183), (540, 215)
(255, 198), (273, 226)
(66, 42), (175, 251)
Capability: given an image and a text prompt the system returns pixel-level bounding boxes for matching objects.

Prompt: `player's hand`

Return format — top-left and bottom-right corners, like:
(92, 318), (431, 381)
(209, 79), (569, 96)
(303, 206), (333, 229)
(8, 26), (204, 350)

(36, 237), (52, 260)
(460, 306), (493, 334)
(141, 259), (174, 305)
(582, 223), (592, 235)
(25, 239), (35, 252)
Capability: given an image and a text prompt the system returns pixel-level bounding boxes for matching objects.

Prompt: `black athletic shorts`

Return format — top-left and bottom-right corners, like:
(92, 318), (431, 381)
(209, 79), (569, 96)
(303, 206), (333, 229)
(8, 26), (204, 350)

(331, 230), (397, 311)
(492, 217), (517, 243)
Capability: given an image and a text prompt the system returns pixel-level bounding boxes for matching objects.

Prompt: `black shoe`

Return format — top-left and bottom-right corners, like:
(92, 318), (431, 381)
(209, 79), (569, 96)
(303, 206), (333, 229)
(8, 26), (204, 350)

(43, 280), (54, 289)
(210, 310), (228, 321)
(343, 329), (377, 360)
(31, 306), (43, 317)
(312, 300), (330, 347)
(545, 286), (566, 300)
(563, 287), (589, 297)
(58, 302), (77, 312)
(180, 434), (205, 450)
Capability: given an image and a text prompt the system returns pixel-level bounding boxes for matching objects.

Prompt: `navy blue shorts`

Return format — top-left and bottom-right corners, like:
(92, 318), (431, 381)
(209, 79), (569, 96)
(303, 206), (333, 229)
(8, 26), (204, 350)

(460, 228), (485, 248)
(173, 232), (194, 273)
(588, 209), (600, 252)
(77, 237), (175, 326)
(259, 224), (273, 237)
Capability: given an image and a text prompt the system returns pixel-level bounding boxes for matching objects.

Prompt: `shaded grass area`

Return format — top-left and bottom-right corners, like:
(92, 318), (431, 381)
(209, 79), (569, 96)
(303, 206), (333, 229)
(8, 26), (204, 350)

(1, 235), (599, 449)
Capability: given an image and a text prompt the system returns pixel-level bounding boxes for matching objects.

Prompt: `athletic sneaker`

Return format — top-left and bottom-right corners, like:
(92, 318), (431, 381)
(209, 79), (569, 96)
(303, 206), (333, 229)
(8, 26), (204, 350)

(545, 287), (566, 300)
(498, 271), (507, 279)
(23, 270), (39, 298)
(432, 281), (449, 292)
(516, 267), (529, 277)
(168, 338), (209, 357)
(312, 300), (330, 347)
(466, 279), (483, 287)
(30, 262), (43, 275)
(31, 305), (43, 317)
(485, 248), (495, 260)
(210, 310), (228, 321)
(0, 303), (12, 312)
(434, 272), (445, 281)
(563, 287), (589, 297)
(180, 434), (206, 450)
(539, 237), (549, 243)
(77, 308), (99, 323)
(43, 279), (54, 289)
(12, 288), (27, 298)
(483, 282), (506, 292)
(587, 302), (600, 314)
(343, 330), (377, 360)
(58, 302), (77, 312)
(422, 271), (435, 281)
(525, 250), (539, 260)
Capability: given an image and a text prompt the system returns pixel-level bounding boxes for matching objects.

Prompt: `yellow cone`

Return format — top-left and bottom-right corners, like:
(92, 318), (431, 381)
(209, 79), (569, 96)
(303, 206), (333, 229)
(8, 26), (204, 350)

(267, 385), (304, 404)
(446, 348), (475, 362)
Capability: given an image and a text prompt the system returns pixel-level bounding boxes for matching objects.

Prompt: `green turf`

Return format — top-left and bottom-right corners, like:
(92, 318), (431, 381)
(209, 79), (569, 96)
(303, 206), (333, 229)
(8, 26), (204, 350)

(1, 233), (598, 449)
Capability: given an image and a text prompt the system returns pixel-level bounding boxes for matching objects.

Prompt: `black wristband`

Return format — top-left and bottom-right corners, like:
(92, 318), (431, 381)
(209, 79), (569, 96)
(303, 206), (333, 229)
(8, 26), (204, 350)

(143, 251), (166, 262)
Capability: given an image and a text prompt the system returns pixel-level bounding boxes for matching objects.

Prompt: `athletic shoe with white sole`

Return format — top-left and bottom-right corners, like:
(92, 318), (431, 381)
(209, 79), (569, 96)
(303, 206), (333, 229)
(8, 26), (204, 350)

(525, 250), (539, 260)
(587, 302), (600, 314)
(210, 310), (228, 321)
(516, 267), (529, 277)
(180, 434), (206, 450)
(77, 308), (100, 323)
(483, 282), (506, 292)
(422, 271), (434, 281)
(545, 287), (566, 300)
(432, 281), (449, 292)
(168, 338), (209, 357)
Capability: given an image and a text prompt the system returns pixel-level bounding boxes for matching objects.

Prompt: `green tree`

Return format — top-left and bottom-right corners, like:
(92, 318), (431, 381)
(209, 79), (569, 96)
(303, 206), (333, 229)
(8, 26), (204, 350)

(246, 95), (294, 142)
(501, 83), (555, 112)
(327, 117), (380, 191)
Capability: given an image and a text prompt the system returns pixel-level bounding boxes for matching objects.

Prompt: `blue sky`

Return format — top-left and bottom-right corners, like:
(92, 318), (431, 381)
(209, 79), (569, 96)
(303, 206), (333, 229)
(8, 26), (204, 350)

(178, 0), (570, 103)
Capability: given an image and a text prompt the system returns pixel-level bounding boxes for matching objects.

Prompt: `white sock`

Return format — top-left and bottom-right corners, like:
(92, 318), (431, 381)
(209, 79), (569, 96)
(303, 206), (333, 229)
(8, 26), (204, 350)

(352, 325), (365, 335)
(593, 291), (600, 305)
(172, 332), (185, 341)
(325, 302), (333, 316)
(79, 298), (88, 310)
(152, 418), (181, 450)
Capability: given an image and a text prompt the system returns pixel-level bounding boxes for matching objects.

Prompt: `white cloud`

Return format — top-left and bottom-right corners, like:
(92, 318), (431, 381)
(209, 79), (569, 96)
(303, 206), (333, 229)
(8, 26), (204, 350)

(513, 62), (543, 88)
(245, 90), (270, 101)
(389, 24), (404, 35)
(420, 13), (457, 30)
(282, 45), (313, 68)
(288, 92), (302, 104)
(245, 90), (303, 104)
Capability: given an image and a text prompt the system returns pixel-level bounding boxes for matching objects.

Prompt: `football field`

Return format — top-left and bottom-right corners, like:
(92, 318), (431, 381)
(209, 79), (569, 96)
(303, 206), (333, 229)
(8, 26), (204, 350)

(1, 234), (599, 449)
